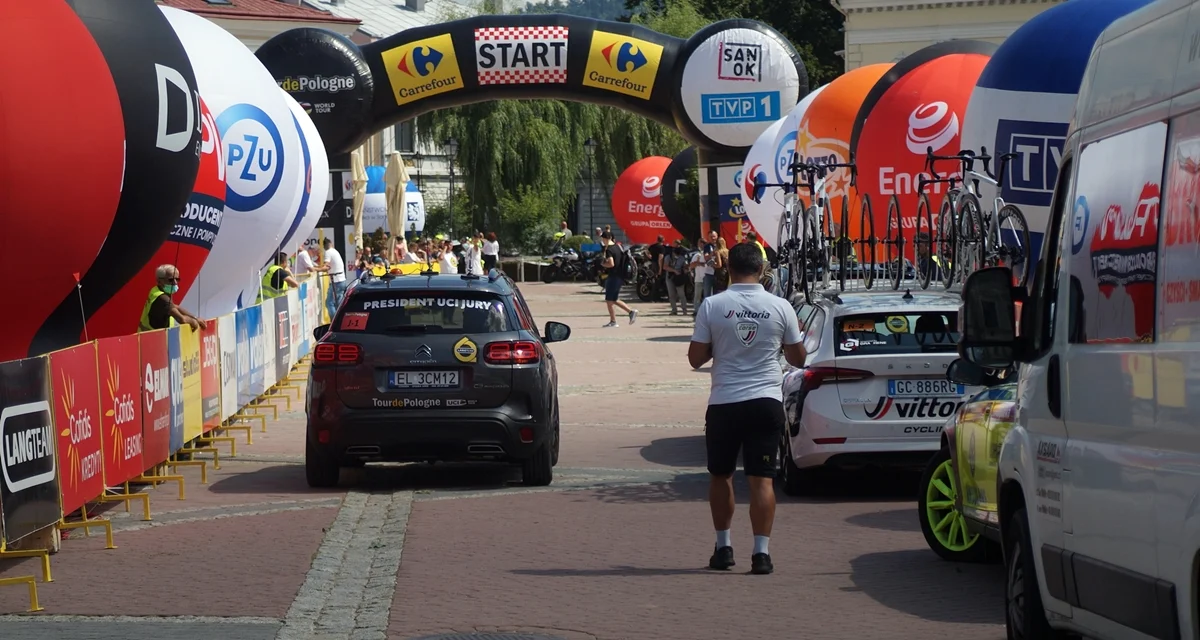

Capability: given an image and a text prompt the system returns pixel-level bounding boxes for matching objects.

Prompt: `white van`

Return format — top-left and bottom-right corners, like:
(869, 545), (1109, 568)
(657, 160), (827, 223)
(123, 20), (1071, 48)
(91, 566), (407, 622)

(953, 0), (1200, 638)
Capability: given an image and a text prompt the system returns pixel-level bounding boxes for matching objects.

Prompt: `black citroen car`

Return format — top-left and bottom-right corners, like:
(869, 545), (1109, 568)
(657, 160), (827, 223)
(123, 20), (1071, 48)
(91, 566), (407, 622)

(306, 269), (570, 488)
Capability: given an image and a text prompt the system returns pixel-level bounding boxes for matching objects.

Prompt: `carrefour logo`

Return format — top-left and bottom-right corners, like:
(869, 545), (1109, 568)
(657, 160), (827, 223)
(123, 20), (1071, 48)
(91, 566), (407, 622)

(215, 103), (286, 213)
(603, 41), (647, 73)
(583, 31), (663, 100)
(996, 119), (1067, 208)
(380, 34), (464, 106)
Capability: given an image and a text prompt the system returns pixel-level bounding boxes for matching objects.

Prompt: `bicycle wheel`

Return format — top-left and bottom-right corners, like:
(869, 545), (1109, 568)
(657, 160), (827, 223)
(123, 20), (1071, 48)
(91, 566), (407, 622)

(886, 195), (904, 291)
(804, 204), (824, 302)
(859, 193), (875, 290)
(936, 191), (958, 289)
(997, 204), (1033, 288)
(836, 196), (851, 291)
(776, 203), (790, 260)
(915, 193), (935, 290)
(956, 191), (986, 279)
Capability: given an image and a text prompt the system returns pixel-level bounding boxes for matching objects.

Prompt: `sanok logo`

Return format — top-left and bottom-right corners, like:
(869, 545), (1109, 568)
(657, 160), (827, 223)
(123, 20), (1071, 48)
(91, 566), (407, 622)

(602, 41), (647, 73)
(398, 46), (444, 77)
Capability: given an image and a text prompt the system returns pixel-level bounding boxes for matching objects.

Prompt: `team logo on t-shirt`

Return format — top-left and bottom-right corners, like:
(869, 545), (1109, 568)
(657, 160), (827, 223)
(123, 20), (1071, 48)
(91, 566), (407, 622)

(736, 320), (758, 345)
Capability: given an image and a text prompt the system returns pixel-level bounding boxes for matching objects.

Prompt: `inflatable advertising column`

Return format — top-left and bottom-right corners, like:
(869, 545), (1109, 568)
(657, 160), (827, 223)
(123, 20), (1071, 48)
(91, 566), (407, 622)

(612, 157), (681, 244)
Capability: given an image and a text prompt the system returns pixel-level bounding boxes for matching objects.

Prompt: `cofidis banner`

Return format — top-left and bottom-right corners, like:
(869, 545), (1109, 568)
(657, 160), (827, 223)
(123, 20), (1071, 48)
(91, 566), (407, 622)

(48, 343), (105, 517)
(97, 335), (144, 485)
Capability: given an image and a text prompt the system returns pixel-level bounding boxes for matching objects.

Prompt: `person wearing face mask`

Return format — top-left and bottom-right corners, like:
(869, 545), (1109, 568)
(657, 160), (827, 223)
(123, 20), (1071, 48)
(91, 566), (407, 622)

(139, 264), (207, 332)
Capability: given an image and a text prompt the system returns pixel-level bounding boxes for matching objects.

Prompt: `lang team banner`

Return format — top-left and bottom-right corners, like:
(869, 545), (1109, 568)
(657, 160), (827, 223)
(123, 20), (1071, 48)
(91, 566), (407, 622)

(0, 356), (61, 544)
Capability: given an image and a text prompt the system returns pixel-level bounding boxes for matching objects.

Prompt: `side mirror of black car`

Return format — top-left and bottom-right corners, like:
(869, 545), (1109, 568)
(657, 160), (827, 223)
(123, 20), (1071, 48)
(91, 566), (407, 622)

(313, 324), (330, 341)
(947, 358), (994, 387)
(543, 321), (571, 343)
(958, 266), (1025, 369)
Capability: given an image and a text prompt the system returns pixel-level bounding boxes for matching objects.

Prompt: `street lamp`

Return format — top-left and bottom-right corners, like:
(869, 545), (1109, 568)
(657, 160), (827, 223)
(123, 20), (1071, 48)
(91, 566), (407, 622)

(411, 152), (423, 191)
(443, 137), (458, 237)
(583, 138), (597, 239)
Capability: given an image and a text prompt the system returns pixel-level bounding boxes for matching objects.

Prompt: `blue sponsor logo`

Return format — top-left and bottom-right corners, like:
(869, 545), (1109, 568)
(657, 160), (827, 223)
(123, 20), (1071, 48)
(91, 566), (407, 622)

(701, 91), (781, 124)
(216, 103), (286, 213)
(775, 130), (797, 183)
(995, 119), (1067, 208)
(733, 170), (743, 188)
(1071, 196), (1089, 255)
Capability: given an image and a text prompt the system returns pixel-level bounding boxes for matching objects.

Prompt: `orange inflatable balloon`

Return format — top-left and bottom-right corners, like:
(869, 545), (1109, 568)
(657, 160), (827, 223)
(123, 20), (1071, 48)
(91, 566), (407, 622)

(796, 63), (893, 242)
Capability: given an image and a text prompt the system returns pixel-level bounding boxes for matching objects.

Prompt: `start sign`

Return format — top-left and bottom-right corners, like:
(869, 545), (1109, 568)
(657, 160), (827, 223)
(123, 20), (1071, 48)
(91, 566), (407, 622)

(475, 26), (569, 85)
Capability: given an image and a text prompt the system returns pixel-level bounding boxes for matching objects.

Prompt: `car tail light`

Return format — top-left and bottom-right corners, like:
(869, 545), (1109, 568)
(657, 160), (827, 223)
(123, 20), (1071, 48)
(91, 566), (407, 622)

(314, 342), (362, 365)
(485, 340), (540, 365)
(802, 366), (874, 391)
(813, 437), (847, 445)
(990, 402), (1018, 422)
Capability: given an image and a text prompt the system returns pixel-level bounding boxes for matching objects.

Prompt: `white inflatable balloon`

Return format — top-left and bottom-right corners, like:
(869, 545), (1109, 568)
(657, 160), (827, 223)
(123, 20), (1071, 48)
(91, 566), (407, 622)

(163, 6), (302, 317)
(739, 118), (785, 241)
(744, 85), (828, 240)
(285, 94), (330, 256)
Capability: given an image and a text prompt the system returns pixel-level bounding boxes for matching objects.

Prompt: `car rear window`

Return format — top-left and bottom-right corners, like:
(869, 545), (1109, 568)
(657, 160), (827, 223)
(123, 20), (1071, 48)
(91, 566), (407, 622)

(835, 311), (959, 356)
(335, 292), (513, 334)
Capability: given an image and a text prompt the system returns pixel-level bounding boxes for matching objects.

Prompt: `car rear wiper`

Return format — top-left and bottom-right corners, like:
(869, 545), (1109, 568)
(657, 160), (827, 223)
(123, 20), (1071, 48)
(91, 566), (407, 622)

(384, 324), (438, 333)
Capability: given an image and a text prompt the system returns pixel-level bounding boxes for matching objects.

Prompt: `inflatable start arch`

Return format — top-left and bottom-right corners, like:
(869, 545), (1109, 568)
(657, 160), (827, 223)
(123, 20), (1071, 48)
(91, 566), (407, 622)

(256, 14), (809, 230)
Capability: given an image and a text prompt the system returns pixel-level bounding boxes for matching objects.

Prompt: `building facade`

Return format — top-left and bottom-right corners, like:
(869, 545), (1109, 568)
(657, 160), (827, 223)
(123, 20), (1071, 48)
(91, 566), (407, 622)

(835, 0), (1065, 70)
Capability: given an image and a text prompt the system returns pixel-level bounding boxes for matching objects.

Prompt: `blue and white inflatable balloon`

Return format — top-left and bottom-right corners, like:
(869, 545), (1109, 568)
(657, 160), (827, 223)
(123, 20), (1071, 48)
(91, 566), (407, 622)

(961, 0), (1155, 264)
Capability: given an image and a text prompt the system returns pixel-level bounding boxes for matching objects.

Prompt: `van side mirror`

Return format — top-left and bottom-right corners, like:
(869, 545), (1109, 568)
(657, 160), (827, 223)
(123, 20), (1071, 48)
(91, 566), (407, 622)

(959, 267), (1024, 369)
(543, 321), (571, 343)
(947, 358), (994, 387)
(313, 324), (330, 341)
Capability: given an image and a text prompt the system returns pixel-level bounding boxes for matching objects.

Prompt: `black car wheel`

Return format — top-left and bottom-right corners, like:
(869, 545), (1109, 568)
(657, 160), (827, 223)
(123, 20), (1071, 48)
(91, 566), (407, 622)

(778, 433), (816, 497)
(522, 440), (554, 487)
(306, 438), (340, 488)
(1005, 508), (1065, 640)
(551, 405), (561, 467)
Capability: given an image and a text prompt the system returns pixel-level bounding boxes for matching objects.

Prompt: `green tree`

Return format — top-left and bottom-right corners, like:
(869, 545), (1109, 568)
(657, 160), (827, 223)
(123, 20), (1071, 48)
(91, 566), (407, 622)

(517, 0), (629, 20)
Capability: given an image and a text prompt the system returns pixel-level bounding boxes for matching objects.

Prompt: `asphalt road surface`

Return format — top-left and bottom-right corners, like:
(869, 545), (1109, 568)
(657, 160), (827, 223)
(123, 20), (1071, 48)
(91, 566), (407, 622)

(0, 281), (1007, 640)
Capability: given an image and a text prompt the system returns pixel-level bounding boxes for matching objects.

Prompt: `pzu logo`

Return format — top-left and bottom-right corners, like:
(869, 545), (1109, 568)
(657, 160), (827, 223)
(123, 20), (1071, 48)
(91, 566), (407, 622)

(775, 130), (797, 183)
(215, 103), (286, 213)
(995, 119), (1067, 208)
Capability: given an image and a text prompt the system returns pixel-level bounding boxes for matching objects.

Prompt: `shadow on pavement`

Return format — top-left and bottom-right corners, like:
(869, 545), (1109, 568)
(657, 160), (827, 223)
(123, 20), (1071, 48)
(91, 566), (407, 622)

(207, 461), (528, 494)
(645, 335), (692, 343)
(848, 548), (1005, 625)
(782, 469), (921, 503)
(207, 464), (343, 494)
(843, 508), (921, 533)
(509, 565), (712, 577)
(583, 472), (710, 504)
(638, 435), (707, 467)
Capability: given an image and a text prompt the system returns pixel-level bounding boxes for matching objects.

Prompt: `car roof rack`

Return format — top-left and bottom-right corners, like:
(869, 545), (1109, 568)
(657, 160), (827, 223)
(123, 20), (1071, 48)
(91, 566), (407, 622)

(820, 289), (843, 305)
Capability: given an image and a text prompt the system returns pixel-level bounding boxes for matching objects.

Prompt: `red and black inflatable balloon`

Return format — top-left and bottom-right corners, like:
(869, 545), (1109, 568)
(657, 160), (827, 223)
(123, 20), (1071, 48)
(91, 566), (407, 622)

(28, 0), (202, 356)
(660, 146), (700, 241)
(0, 1), (126, 362)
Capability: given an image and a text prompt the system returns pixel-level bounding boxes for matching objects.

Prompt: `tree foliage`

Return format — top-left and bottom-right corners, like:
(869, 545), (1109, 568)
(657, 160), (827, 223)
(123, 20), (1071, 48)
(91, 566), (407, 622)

(517, 0), (628, 20)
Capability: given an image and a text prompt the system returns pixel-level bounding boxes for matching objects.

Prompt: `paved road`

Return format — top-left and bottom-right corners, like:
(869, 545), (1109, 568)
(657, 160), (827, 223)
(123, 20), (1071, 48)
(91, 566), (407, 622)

(0, 282), (1006, 640)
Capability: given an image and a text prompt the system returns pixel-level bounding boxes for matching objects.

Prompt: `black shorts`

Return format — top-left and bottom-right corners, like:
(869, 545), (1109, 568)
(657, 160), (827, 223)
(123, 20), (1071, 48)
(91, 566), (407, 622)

(705, 397), (785, 478)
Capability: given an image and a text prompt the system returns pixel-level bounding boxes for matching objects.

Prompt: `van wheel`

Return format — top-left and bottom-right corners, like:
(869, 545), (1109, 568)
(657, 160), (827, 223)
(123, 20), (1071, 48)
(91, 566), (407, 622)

(522, 441), (553, 487)
(306, 439), (340, 488)
(1005, 508), (1065, 639)
(779, 434), (815, 496)
(550, 407), (561, 467)
(918, 447), (992, 562)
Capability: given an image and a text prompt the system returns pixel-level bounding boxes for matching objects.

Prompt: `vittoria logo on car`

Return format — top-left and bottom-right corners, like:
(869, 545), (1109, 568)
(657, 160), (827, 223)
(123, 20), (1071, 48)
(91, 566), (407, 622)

(865, 397), (965, 421)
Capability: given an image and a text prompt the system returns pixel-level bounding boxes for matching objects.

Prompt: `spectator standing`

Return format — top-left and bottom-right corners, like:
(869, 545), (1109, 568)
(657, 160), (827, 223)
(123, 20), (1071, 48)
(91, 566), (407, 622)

(689, 239), (711, 317)
(294, 244), (315, 276)
(664, 241), (690, 316)
(687, 243), (806, 575)
(482, 232), (500, 272)
(315, 238), (347, 320)
(713, 238), (730, 293)
(559, 221), (572, 239)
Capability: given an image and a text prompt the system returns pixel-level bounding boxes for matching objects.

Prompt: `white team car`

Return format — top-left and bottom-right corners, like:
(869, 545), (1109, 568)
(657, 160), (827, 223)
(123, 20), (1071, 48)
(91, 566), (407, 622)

(779, 289), (982, 496)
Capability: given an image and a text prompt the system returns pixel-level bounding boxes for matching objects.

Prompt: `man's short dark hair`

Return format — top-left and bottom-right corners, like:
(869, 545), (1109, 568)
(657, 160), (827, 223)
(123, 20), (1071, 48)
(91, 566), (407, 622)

(276, 252), (288, 264)
(728, 242), (763, 277)
(656, 235), (664, 242)
(745, 231), (758, 242)
(322, 238), (332, 248)
(600, 231), (613, 240)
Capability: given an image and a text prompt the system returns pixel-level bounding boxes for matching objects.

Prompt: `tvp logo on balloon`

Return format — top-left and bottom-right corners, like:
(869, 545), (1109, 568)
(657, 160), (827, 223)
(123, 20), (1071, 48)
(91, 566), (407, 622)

(995, 119), (1066, 208)
(216, 103), (286, 213)
(381, 34), (464, 105)
(582, 31), (663, 100)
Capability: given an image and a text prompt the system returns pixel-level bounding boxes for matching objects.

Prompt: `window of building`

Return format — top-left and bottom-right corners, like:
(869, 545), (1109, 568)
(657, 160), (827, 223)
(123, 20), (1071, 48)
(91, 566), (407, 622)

(394, 120), (415, 154)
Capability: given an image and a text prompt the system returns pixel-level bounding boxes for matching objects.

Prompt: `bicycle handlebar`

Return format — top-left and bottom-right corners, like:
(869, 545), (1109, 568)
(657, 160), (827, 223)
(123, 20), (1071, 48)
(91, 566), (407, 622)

(749, 153), (859, 204)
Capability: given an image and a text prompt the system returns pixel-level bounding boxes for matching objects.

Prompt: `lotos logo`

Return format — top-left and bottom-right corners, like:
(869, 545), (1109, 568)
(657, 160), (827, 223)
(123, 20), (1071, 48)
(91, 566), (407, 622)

(795, 122), (853, 200)
(583, 31), (663, 100)
(642, 175), (661, 199)
(215, 103), (286, 213)
(380, 34), (463, 106)
(905, 102), (959, 155)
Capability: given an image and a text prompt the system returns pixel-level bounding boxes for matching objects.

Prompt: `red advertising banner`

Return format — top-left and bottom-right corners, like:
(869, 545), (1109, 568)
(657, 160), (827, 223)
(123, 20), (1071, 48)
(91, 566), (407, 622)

(200, 318), (222, 433)
(96, 335), (144, 486)
(48, 342), (106, 517)
(138, 330), (171, 467)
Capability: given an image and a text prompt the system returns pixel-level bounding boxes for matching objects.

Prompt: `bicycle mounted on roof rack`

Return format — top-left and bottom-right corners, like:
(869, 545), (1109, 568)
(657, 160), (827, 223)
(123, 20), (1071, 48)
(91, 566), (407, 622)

(751, 153), (876, 303)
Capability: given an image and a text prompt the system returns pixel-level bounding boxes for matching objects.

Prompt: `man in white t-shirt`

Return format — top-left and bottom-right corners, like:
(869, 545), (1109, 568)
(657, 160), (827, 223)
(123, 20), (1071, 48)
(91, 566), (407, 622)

(688, 242), (806, 575)
(688, 238), (714, 317)
(316, 237), (347, 320)
(294, 244), (315, 276)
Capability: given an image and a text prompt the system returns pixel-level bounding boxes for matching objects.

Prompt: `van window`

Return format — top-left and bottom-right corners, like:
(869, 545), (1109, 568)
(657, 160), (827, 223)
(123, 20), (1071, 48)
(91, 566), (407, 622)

(803, 308), (824, 354)
(835, 312), (959, 356)
(1158, 109), (1200, 340)
(1066, 122), (1166, 344)
(1028, 156), (1072, 355)
(335, 292), (512, 334)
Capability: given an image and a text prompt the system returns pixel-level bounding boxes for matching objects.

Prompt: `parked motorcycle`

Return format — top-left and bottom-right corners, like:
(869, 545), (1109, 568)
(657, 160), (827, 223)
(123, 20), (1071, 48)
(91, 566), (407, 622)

(541, 246), (585, 283)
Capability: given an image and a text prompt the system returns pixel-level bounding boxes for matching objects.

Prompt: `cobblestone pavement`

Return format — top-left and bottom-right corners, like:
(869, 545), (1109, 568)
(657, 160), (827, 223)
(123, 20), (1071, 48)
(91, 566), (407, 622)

(0, 282), (1006, 640)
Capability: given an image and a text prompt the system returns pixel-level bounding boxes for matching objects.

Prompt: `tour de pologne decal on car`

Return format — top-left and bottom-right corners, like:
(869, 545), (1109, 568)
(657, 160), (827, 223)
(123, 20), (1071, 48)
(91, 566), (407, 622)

(371, 397), (478, 409)
(341, 312), (369, 330)
(380, 34), (464, 106)
(1086, 181), (1160, 343)
(454, 336), (478, 363)
(279, 74), (356, 116)
(474, 26), (569, 85)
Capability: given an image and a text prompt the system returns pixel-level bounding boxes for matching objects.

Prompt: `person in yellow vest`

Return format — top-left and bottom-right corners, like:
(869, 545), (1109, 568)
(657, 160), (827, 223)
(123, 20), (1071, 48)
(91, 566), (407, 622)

(257, 251), (300, 303)
(743, 231), (769, 262)
(139, 264), (206, 332)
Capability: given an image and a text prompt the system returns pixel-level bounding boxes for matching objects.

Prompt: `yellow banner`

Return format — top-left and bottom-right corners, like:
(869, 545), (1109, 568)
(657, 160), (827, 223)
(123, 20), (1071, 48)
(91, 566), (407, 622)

(180, 325), (203, 442)
(582, 31), (663, 100)
(380, 34), (463, 106)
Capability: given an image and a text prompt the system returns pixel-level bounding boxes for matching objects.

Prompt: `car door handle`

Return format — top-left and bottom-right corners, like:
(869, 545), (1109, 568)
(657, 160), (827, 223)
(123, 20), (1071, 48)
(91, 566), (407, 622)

(1047, 354), (1061, 419)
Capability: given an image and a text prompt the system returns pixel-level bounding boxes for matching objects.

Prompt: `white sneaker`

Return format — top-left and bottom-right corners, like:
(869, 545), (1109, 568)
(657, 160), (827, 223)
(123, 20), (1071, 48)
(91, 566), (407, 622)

(629, 309), (639, 324)
(603, 321), (619, 328)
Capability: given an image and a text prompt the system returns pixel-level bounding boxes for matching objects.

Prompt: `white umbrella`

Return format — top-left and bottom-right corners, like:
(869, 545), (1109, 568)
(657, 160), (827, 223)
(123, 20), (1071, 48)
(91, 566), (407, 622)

(384, 151), (410, 259)
(350, 148), (368, 250)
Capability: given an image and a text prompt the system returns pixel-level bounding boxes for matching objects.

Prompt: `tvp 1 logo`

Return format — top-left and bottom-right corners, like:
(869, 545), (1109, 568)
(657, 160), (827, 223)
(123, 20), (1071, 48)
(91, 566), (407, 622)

(380, 34), (464, 106)
(215, 104), (286, 213)
(996, 119), (1067, 208)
